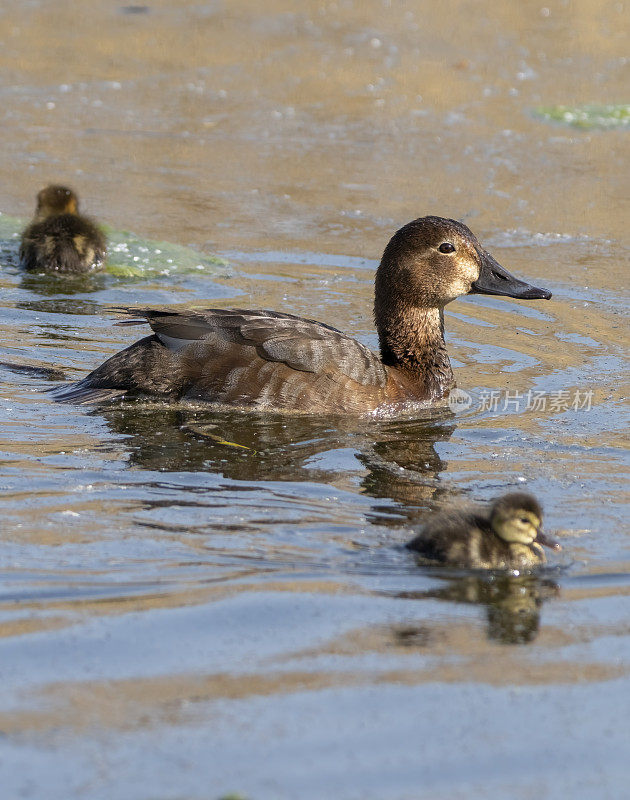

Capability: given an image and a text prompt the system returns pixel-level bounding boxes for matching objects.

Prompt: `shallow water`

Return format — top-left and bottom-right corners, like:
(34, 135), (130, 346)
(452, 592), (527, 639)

(1, 1), (629, 798)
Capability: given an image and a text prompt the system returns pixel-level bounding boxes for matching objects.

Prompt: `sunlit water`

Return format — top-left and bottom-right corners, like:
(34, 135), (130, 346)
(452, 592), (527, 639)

(1, 1), (629, 798)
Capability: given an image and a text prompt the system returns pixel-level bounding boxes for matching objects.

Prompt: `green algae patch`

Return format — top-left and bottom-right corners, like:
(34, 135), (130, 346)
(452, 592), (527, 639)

(0, 212), (24, 240)
(534, 104), (630, 130)
(217, 795), (249, 800)
(0, 213), (227, 277)
(0, 212), (25, 267)
(104, 227), (227, 278)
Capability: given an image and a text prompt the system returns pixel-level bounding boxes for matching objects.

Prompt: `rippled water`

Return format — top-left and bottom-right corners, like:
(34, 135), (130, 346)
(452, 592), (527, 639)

(1, 1), (629, 798)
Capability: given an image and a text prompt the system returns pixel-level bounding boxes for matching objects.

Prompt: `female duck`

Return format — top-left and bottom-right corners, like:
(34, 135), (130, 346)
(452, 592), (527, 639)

(406, 492), (561, 569)
(20, 185), (106, 274)
(54, 216), (551, 414)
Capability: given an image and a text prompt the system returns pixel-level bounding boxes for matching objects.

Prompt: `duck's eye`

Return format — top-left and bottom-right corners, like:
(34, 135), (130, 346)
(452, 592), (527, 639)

(519, 517), (530, 525)
(438, 242), (456, 254)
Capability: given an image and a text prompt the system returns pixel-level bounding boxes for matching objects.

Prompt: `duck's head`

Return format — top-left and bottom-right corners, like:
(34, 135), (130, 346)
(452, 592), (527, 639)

(35, 185), (79, 219)
(375, 216), (552, 310)
(490, 492), (560, 551)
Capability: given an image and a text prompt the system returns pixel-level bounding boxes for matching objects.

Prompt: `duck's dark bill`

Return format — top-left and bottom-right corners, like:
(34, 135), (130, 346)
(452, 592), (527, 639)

(471, 251), (552, 300)
(536, 530), (562, 551)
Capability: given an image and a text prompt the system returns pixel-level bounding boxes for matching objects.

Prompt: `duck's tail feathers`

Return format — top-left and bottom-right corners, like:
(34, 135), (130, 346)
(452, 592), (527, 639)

(49, 381), (126, 405)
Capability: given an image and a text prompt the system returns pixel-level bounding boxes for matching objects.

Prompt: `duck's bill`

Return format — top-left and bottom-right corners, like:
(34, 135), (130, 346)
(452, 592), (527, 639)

(535, 530), (562, 551)
(471, 251), (552, 300)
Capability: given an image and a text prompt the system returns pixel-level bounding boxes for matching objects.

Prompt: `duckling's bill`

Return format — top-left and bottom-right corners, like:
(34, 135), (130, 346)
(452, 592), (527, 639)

(471, 250), (552, 300)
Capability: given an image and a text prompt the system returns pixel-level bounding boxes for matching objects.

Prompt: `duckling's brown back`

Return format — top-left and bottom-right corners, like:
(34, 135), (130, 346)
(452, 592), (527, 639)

(20, 213), (106, 274)
(406, 507), (517, 569)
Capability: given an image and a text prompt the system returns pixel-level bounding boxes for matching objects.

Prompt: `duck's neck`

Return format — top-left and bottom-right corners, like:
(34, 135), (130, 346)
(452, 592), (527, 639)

(375, 304), (454, 399)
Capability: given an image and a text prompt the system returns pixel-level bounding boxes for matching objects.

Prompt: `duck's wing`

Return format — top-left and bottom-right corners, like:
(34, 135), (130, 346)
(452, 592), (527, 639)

(144, 308), (389, 412)
(129, 308), (388, 388)
(54, 308), (390, 412)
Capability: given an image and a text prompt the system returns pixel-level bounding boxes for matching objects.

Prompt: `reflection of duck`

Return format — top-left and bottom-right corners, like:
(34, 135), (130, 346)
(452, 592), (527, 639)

(20, 185), (106, 274)
(96, 405), (454, 499)
(53, 216), (550, 413)
(355, 412), (457, 519)
(395, 573), (559, 645)
(406, 492), (561, 569)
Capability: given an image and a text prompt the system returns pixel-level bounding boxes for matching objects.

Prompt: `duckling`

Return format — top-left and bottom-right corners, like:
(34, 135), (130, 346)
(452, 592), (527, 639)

(406, 492), (561, 570)
(52, 216), (551, 414)
(20, 185), (106, 274)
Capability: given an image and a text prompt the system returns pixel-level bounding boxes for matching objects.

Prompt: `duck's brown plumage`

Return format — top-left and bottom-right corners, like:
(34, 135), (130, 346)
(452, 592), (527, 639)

(406, 492), (560, 570)
(20, 185), (106, 274)
(52, 216), (551, 415)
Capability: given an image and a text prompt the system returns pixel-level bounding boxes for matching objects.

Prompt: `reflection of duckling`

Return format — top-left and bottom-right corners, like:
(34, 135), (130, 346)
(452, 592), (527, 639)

(394, 574), (559, 645)
(20, 185), (106, 273)
(406, 492), (560, 570)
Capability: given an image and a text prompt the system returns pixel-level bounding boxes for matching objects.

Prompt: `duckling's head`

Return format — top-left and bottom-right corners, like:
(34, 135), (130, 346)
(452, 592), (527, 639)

(491, 492), (541, 545)
(375, 216), (551, 311)
(35, 185), (79, 219)
(489, 492), (560, 553)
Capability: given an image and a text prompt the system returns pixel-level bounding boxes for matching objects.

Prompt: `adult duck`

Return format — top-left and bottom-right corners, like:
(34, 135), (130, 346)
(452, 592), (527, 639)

(53, 216), (551, 414)
(20, 185), (106, 274)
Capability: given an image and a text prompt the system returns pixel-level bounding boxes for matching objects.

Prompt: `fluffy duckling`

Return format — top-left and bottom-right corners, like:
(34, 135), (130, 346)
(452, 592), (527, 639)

(20, 185), (106, 274)
(406, 492), (560, 569)
(52, 216), (551, 413)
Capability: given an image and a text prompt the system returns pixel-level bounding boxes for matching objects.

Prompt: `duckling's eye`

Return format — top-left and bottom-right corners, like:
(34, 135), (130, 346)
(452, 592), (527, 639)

(519, 517), (530, 525)
(438, 242), (456, 254)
